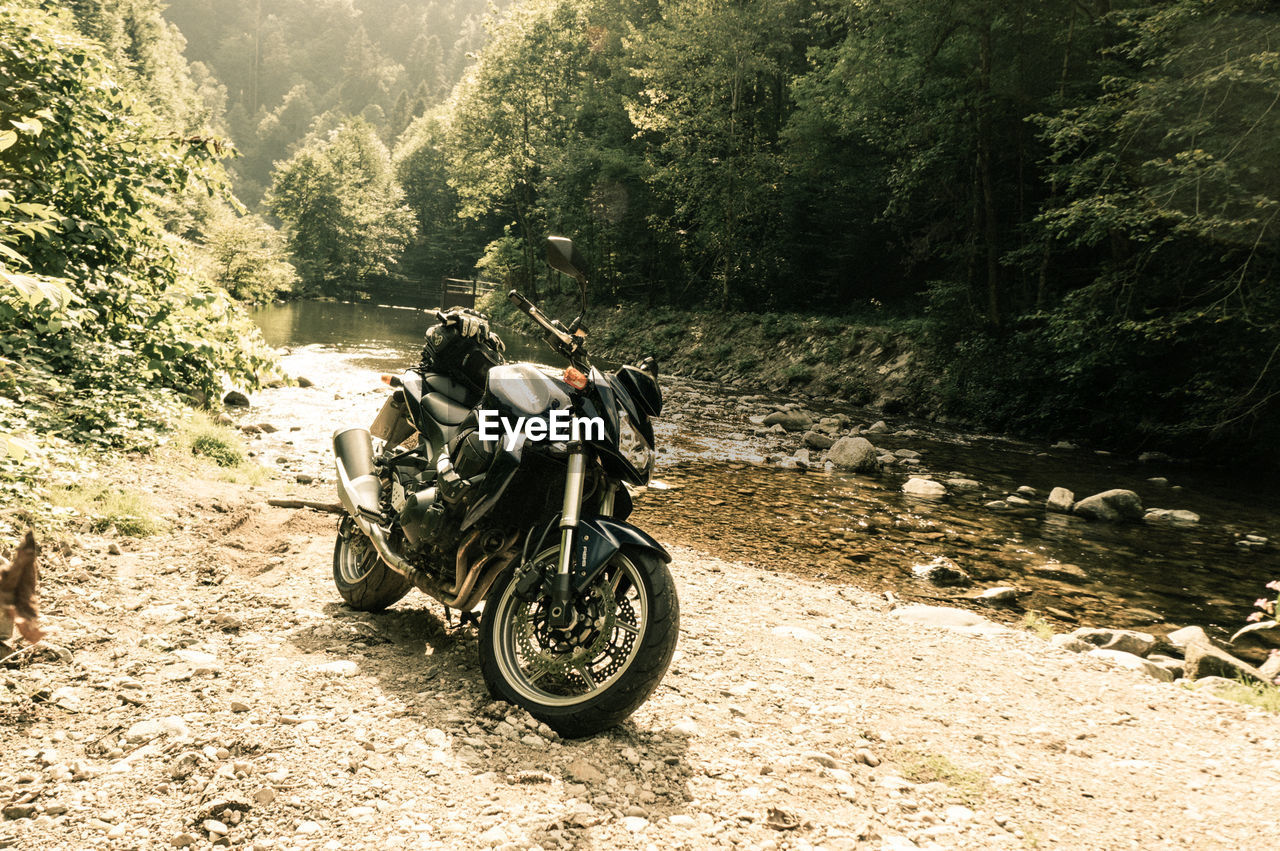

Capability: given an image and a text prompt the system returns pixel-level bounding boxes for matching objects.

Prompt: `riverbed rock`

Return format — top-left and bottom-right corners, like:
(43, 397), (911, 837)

(763, 410), (813, 432)
(976, 586), (1021, 605)
(1051, 634), (1093, 653)
(1258, 653), (1280, 683)
(1143, 508), (1200, 526)
(902, 477), (946, 498)
(865, 420), (889, 434)
(1046, 487), (1075, 514)
(945, 478), (982, 492)
(1030, 562), (1087, 582)
(1087, 649), (1175, 682)
(295, 376), (315, 388)
(802, 431), (834, 450)
(910, 556), (972, 587)
(1070, 628), (1157, 657)
(1183, 639), (1265, 683)
(827, 437), (880, 472)
(1072, 489), (1144, 522)
(222, 391), (250, 407)
(891, 605), (1003, 635)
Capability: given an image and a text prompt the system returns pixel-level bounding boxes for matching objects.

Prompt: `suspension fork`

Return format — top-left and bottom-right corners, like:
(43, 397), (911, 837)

(549, 443), (587, 629)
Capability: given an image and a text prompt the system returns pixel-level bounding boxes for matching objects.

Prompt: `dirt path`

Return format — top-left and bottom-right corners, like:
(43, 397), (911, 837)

(3, 462), (1276, 851)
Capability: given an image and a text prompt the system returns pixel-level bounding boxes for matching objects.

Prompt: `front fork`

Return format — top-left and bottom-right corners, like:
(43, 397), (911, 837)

(548, 445), (586, 628)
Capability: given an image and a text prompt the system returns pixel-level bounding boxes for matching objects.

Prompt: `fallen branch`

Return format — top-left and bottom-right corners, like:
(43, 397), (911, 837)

(267, 498), (344, 514)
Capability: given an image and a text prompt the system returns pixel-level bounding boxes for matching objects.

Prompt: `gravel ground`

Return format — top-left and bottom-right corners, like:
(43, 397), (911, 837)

(4, 459), (1278, 851)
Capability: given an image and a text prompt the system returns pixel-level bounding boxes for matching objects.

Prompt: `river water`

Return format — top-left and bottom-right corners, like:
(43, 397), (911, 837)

(249, 300), (1280, 650)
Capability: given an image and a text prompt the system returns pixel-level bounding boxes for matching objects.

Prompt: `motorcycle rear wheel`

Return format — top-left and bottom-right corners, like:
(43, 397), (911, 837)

(332, 517), (413, 611)
(479, 546), (679, 738)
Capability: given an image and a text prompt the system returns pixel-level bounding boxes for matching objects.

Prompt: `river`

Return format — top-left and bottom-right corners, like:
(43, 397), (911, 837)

(248, 300), (1280, 651)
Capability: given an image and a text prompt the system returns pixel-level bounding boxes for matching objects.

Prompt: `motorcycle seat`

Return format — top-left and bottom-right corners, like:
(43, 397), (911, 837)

(419, 372), (480, 427)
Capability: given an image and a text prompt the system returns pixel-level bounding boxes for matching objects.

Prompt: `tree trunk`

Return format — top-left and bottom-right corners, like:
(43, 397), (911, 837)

(976, 16), (1001, 326)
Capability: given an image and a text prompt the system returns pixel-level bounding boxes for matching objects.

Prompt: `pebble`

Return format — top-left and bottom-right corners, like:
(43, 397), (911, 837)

(171, 832), (198, 847)
(621, 816), (649, 833)
(296, 820), (322, 834)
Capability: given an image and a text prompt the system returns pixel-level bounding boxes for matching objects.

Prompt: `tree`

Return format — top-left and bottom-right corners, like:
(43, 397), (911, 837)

(267, 120), (416, 293)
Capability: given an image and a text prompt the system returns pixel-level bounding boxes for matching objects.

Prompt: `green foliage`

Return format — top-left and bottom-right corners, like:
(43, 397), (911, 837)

(199, 204), (297, 303)
(268, 120), (416, 293)
(49, 480), (168, 537)
(187, 429), (245, 468)
(0, 2), (276, 530)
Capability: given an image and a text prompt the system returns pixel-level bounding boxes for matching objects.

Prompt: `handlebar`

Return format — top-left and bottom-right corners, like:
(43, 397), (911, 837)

(508, 289), (576, 353)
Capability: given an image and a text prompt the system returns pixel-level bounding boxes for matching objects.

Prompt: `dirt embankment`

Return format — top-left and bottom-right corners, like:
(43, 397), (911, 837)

(3, 454), (1274, 851)
(483, 293), (929, 415)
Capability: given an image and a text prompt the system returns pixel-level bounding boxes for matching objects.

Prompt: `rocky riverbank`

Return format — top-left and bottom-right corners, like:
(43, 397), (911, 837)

(4, 448), (1278, 850)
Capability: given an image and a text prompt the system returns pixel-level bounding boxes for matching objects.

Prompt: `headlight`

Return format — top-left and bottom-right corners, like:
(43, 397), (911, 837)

(617, 412), (654, 477)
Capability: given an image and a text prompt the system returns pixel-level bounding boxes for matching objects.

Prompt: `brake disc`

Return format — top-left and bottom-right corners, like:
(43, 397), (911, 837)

(514, 575), (623, 687)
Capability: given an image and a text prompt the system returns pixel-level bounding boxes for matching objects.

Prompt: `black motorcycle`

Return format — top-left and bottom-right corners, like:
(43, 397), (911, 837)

(331, 237), (678, 737)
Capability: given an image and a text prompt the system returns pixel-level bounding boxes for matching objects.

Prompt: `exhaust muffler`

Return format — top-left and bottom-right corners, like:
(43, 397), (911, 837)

(332, 428), (416, 580)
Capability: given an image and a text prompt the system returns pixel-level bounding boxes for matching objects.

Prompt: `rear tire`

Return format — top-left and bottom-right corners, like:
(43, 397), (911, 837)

(332, 518), (412, 611)
(479, 545), (679, 738)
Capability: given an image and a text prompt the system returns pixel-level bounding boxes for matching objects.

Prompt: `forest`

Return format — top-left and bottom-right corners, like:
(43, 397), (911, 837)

(2, 0), (1278, 476)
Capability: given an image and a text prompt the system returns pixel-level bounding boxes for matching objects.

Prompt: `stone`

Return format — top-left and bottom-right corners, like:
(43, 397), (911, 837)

(621, 816), (649, 833)
(1046, 487), (1075, 513)
(1015, 486), (1037, 497)
(854, 749), (880, 767)
(902, 477), (947, 498)
(230, 700), (250, 713)
(806, 751), (839, 768)
(1070, 628), (1157, 657)
(252, 788), (276, 805)
(310, 660), (358, 677)
(1258, 653), (1280, 683)
(976, 587), (1020, 605)
(295, 820), (322, 835)
(3, 804), (36, 820)
(894, 448), (920, 459)
(911, 556), (972, 588)
(565, 758), (607, 784)
(1087, 649), (1174, 682)
(296, 376), (315, 388)
(1147, 654), (1185, 679)
(1143, 508), (1200, 525)
(295, 474), (314, 485)
(125, 716), (191, 744)
(216, 413), (234, 425)
(865, 420), (890, 434)
(1072, 489), (1144, 522)
(826, 437), (880, 473)
(944, 478), (982, 492)
(1183, 639), (1266, 684)
(668, 815), (696, 828)
(802, 431), (834, 450)
(984, 500), (1010, 511)
(1030, 562), (1087, 582)
(223, 391), (250, 407)
(204, 819), (229, 836)
(171, 833), (199, 848)
(762, 410), (813, 432)
(1005, 495), (1033, 506)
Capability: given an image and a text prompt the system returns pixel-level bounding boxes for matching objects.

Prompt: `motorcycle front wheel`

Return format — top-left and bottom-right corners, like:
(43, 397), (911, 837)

(479, 546), (679, 738)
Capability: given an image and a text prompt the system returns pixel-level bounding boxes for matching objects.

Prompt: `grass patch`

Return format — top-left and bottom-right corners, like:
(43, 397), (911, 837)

(177, 414), (246, 467)
(50, 481), (167, 537)
(898, 751), (988, 804)
(1021, 611), (1055, 640)
(1213, 680), (1280, 713)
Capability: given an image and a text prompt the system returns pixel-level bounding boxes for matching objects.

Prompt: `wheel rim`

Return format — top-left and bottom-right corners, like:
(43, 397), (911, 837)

(336, 520), (379, 584)
(491, 549), (649, 707)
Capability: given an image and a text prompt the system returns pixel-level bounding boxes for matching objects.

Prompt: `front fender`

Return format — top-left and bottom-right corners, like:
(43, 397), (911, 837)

(571, 516), (670, 593)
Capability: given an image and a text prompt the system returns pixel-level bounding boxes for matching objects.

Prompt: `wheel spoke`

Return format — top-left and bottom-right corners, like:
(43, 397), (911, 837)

(616, 621), (639, 635)
(575, 664), (597, 689)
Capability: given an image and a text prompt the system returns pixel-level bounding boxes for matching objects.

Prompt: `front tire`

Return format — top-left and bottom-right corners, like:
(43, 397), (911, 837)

(333, 517), (412, 611)
(479, 545), (679, 738)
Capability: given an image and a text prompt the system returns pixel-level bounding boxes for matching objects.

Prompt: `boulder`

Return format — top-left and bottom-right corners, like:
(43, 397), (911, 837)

(1072, 489), (1144, 522)
(1087, 649), (1175, 682)
(1183, 639), (1266, 683)
(763, 410), (813, 432)
(902, 477), (947, 498)
(910, 556), (972, 588)
(802, 431), (834, 450)
(1046, 487), (1075, 514)
(1258, 653), (1280, 684)
(1146, 653), (1185, 679)
(1015, 486), (1037, 497)
(865, 420), (889, 434)
(222, 390), (250, 407)
(1070, 627), (1157, 657)
(945, 478), (982, 492)
(827, 437), (880, 473)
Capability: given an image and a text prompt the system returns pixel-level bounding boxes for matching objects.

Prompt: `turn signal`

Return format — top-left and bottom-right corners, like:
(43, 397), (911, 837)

(380, 374), (393, 385)
(564, 367), (589, 390)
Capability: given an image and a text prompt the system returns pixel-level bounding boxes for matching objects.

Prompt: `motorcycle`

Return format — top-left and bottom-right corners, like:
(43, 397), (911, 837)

(330, 236), (678, 737)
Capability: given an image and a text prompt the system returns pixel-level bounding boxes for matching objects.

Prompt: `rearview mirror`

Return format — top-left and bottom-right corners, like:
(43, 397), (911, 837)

(546, 236), (588, 283)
